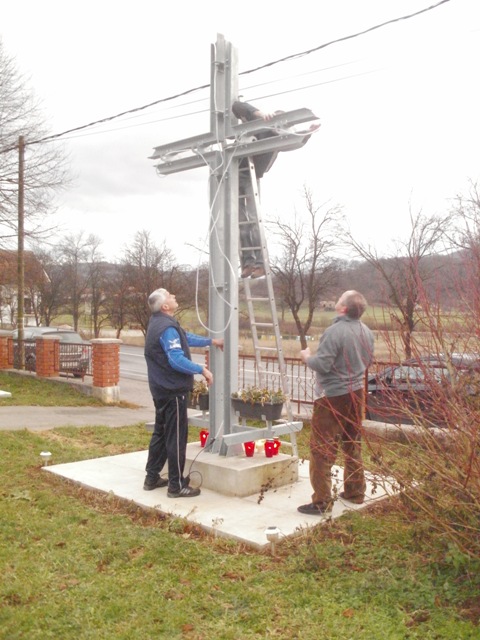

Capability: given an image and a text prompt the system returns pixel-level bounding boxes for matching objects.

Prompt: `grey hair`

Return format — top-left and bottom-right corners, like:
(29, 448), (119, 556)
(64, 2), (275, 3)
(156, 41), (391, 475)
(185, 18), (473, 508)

(148, 288), (169, 312)
(340, 290), (367, 319)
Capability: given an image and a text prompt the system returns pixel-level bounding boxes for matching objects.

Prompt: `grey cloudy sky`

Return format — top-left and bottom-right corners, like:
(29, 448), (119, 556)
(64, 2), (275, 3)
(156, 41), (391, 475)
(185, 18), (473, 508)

(2, 0), (479, 265)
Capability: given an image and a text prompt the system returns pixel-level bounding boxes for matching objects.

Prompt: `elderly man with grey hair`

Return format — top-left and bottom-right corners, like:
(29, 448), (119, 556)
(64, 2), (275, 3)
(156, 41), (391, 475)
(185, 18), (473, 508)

(298, 290), (374, 516)
(143, 288), (223, 498)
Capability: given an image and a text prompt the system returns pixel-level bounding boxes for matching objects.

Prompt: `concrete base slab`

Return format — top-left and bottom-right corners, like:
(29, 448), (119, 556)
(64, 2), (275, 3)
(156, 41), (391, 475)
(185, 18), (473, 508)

(44, 443), (397, 549)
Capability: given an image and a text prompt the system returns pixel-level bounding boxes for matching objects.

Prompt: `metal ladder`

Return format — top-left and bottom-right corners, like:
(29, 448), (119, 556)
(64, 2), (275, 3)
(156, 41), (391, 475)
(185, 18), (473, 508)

(238, 159), (298, 456)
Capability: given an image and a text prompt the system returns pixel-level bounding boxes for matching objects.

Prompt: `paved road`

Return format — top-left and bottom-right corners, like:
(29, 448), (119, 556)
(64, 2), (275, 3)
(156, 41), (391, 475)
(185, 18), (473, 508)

(120, 345), (148, 383)
(120, 344), (206, 383)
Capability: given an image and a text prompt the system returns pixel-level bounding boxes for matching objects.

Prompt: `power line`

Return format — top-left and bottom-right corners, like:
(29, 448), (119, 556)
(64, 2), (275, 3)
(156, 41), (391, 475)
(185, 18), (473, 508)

(2, 0), (451, 152)
(1, 63), (374, 147)
(241, 0), (452, 75)
(58, 66), (380, 141)
(93, 59), (360, 129)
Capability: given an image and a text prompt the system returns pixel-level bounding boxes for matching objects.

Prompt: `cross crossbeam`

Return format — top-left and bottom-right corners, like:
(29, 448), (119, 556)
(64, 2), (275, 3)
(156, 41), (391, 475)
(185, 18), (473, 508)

(151, 108), (317, 175)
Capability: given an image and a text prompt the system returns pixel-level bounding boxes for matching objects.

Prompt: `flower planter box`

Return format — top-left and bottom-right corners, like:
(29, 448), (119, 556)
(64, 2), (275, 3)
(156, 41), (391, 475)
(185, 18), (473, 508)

(231, 398), (283, 421)
(189, 393), (209, 411)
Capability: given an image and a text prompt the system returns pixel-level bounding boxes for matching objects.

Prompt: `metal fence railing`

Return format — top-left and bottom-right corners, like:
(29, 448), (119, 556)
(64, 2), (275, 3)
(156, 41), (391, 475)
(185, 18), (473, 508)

(236, 356), (396, 415)
(57, 342), (92, 378)
(237, 355), (316, 413)
(9, 339), (93, 379)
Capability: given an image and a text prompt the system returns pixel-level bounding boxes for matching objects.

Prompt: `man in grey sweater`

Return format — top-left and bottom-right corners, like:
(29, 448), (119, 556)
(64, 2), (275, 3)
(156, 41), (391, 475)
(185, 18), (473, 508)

(298, 290), (374, 515)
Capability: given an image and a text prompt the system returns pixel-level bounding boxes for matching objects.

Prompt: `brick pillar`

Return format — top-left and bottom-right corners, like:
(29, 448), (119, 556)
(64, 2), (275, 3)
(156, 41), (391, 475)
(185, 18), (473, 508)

(36, 336), (60, 377)
(91, 339), (121, 404)
(0, 336), (10, 369)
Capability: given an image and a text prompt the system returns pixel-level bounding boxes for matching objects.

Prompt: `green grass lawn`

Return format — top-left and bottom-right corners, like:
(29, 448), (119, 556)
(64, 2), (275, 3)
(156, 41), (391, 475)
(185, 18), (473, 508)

(0, 371), (104, 407)
(1, 374), (479, 638)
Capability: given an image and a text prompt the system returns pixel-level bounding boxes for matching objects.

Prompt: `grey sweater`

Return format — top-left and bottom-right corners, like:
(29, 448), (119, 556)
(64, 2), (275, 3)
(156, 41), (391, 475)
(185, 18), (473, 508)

(307, 315), (374, 398)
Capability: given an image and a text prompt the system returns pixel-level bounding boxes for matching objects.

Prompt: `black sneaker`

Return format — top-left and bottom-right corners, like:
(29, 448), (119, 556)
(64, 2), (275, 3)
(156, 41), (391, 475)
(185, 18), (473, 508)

(297, 501), (332, 516)
(167, 486), (201, 498)
(143, 476), (169, 491)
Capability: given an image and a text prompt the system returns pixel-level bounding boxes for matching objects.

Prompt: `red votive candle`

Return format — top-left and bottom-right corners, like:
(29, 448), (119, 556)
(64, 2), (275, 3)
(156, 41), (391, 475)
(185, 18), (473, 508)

(264, 439), (275, 458)
(199, 430), (209, 447)
(244, 441), (255, 457)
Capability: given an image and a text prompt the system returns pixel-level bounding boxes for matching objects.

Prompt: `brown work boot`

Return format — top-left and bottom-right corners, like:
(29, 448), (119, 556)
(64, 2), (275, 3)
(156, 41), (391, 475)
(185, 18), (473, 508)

(241, 263), (254, 278)
(339, 491), (364, 504)
(251, 266), (265, 279)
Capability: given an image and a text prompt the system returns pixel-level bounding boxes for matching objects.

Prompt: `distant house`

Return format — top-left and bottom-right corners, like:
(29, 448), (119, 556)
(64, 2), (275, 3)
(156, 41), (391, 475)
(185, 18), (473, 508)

(319, 300), (336, 311)
(0, 250), (48, 327)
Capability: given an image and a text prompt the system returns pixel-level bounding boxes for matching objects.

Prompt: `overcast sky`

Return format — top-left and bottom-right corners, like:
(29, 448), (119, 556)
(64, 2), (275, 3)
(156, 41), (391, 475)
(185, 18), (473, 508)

(2, 0), (479, 266)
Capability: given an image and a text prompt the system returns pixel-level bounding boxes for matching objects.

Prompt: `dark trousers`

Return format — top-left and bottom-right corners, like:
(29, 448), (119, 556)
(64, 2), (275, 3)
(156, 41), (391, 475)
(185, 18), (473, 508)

(310, 389), (366, 505)
(145, 394), (189, 493)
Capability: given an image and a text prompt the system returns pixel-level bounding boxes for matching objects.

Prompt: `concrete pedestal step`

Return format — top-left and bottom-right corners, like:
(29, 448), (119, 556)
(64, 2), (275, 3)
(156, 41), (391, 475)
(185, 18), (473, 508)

(183, 442), (298, 497)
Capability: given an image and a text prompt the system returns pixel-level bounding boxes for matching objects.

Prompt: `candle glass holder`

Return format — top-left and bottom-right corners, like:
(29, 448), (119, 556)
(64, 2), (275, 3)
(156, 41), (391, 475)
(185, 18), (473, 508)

(264, 439), (275, 458)
(244, 441), (255, 457)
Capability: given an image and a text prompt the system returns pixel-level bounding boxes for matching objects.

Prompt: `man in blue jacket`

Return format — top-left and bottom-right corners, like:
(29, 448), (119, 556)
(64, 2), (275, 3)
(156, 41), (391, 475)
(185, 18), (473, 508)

(298, 290), (374, 515)
(143, 288), (223, 497)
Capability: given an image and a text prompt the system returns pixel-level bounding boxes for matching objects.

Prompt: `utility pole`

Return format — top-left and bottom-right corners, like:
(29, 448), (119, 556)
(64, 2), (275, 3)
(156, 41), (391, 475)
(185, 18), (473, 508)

(17, 135), (25, 367)
(150, 34), (317, 454)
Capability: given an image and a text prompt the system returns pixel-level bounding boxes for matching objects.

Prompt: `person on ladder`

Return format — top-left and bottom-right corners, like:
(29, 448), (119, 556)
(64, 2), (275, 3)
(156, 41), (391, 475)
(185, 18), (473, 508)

(232, 100), (319, 279)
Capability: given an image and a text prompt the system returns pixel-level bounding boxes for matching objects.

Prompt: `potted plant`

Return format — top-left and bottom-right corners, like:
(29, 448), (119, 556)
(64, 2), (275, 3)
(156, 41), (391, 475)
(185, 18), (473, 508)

(189, 379), (209, 411)
(231, 386), (286, 421)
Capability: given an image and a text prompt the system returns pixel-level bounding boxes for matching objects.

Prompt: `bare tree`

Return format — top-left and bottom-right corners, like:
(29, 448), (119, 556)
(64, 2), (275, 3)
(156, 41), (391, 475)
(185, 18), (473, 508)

(346, 208), (453, 358)
(29, 245), (68, 327)
(0, 39), (68, 247)
(122, 230), (178, 335)
(269, 186), (342, 348)
(450, 179), (480, 331)
(84, 242), (109, 338)
(102, 263), (134, 339)
(57, 232), (102, 331)
(0, 249), (47, 326)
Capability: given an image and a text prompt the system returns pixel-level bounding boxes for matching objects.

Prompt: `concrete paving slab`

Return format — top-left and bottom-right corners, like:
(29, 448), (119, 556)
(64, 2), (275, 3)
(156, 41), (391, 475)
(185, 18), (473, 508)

(44, 447), (396, 549)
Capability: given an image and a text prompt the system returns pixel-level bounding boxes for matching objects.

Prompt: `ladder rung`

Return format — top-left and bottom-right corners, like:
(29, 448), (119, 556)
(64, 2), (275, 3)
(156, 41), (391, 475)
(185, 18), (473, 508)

(255, 346), (280, 353)
(246, 297), (269, 302)
(252, 322), (274, 328)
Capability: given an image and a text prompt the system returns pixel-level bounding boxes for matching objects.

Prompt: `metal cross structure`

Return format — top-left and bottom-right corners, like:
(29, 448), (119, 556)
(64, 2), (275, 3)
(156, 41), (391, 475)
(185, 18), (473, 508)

(150, 34), (317, 455)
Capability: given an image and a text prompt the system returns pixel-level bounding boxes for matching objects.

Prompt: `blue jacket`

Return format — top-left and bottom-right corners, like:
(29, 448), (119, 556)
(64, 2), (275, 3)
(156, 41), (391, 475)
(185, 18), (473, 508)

(144, 312), (210, 400)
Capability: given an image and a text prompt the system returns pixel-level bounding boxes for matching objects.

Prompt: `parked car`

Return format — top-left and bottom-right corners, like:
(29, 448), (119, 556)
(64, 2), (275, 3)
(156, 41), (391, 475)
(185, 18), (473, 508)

(10, 327), (91, 377)
(366, 354), (480, 426)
